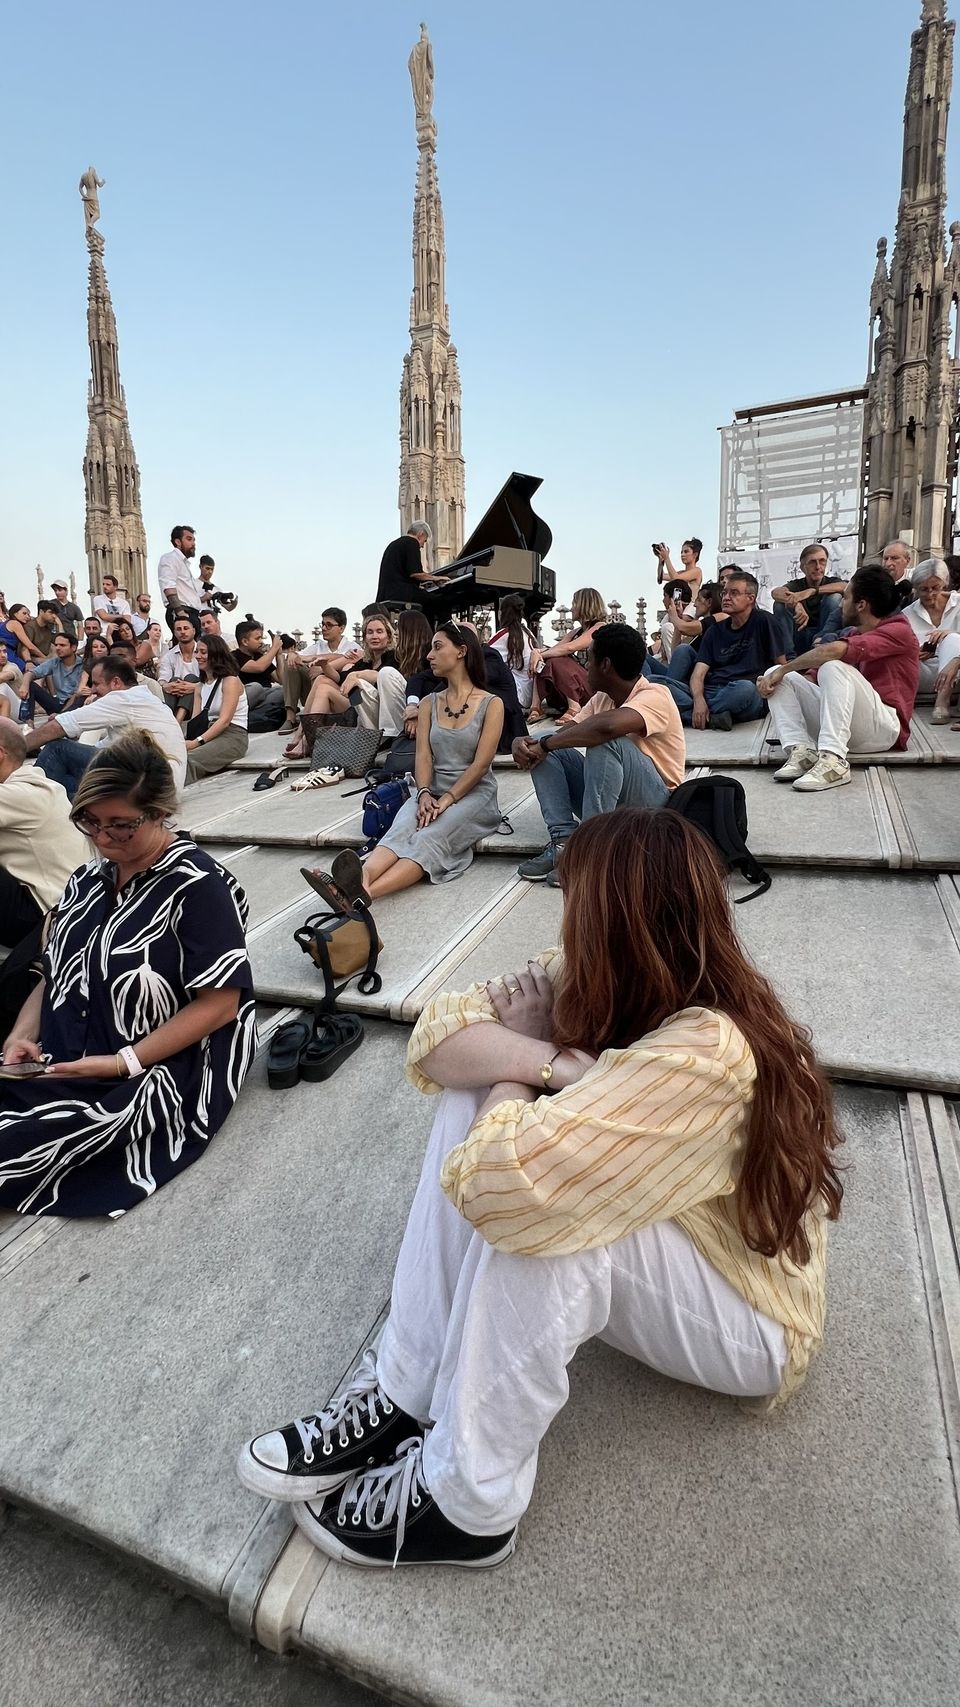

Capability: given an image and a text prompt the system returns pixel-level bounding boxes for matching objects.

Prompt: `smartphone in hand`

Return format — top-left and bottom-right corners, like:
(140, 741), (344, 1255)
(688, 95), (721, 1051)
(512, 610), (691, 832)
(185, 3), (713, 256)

(0, 1060), (49, 1079)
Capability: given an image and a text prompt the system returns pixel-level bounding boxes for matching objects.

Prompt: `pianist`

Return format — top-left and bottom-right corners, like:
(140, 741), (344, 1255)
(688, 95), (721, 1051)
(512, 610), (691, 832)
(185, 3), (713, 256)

(376, 522), (446, 607)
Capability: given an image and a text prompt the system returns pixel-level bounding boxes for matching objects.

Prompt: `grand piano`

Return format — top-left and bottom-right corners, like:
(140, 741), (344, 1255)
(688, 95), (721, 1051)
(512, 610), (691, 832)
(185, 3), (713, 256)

(419, 472), (555, 625)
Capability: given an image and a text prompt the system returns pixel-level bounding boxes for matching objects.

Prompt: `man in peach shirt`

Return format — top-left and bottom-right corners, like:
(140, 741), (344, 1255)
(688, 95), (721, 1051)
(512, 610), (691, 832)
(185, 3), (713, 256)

(513, 623), (685, 886)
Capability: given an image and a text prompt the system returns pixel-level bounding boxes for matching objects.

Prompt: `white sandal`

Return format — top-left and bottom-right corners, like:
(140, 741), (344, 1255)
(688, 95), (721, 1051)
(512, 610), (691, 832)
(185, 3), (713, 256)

(291, 766), (344, 792)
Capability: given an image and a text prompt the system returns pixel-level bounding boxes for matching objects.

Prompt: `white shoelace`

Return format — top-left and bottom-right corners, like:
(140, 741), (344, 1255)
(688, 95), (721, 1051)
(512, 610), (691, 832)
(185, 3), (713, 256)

(335, 1437), (426, 1567)
(293, 1349), (393, 1463)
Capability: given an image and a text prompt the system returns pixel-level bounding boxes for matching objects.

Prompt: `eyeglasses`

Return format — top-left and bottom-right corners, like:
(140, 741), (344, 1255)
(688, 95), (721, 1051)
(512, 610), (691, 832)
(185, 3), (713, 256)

(73, 811), (148, 843)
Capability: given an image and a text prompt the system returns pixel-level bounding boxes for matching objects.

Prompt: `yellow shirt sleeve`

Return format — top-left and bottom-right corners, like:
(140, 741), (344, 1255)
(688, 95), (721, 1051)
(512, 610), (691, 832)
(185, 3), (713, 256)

(405, 948), (564, 1094)
(438, 1010), (755, 1256)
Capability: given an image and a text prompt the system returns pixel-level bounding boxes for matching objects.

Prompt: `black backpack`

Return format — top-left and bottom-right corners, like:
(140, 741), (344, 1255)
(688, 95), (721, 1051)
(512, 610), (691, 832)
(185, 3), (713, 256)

(665, 775), (771, 903)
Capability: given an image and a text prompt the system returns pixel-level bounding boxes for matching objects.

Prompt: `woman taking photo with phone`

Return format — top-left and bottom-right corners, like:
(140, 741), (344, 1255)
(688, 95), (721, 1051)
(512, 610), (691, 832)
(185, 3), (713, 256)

(0, 732), (256, 1218)
(240, 807), (843, 1569)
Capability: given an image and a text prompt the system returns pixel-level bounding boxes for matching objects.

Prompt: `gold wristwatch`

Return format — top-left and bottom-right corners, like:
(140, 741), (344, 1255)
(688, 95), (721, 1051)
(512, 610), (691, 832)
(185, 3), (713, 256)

(540, 1048), (562, 1092)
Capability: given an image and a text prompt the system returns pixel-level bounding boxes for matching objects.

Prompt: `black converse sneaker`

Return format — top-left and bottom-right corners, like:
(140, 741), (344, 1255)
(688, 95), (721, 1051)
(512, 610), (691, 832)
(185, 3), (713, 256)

(292, 1438), (517, 1569)
(236, 1350), (421, 1501)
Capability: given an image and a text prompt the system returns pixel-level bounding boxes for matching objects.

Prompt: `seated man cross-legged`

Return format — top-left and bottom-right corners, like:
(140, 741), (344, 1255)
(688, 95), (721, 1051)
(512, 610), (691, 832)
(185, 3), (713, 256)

(667, 571), (784, 730)
(770, 543), (846, 658)
(514, 623), (685, 886)
(758, 564), (920, 792)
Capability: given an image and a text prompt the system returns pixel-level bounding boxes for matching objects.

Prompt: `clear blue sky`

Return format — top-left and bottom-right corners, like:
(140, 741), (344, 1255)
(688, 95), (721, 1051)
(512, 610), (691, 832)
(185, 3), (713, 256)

(3, 0), (954, 630)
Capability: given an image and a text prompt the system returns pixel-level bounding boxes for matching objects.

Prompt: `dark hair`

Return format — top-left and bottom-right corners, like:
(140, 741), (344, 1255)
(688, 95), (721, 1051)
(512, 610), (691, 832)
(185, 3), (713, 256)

(8, 602), (30, 621)
(663, 579), (690, 605)
(81, 635), (109, 667)
(682, 537), (703, 559)
(498, 593), (529, 673)
(36, 599), (59, 616)
(172, 612), (196, 631)
(109, 639), (137, 659)
(395, 608), (433, 678)
(718, 564), (739, 580)
(727, 570), (759, 595)
(72, 731), (177, 822)
(321, 606), (348, 627)
(554, 810), (843, 1266)
(198, 634), (239, 679)
(799, 542), (829, 568)
(234, 619), (262, 646)
(590, 622), (647, 678)
(110, 618), (136, 644)
(944, 554), (960, 592)
(102, 575), (118, 587)
(198, 554), (214, 568)
(170, 525), (194, 545)
(434, 620), (487, 688)
(84, 615), (102, 629)
(848, 564), (898, 618)
(95, 653), (138, 687)
(697, 581), (723, 614)
(53, 630), (77, 649)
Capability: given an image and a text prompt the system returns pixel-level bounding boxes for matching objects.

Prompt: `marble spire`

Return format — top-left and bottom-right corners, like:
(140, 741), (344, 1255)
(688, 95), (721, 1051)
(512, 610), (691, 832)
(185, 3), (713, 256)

(397, 25), (465, 567)
(862, 3), (960, 558)
(79, 168), (147, 600)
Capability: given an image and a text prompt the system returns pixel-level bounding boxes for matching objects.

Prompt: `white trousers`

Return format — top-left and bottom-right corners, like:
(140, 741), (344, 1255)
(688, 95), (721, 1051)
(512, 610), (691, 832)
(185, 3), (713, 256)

(764, 660), (900, 758)
(356, 666), (407, 737)
(918, 632), (960, 694)
(377, 1088), (787, 1536)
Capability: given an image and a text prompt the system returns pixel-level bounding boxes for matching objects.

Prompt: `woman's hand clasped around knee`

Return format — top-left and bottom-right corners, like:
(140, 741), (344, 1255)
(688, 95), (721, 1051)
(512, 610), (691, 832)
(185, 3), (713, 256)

(487, 962), (555, 1040)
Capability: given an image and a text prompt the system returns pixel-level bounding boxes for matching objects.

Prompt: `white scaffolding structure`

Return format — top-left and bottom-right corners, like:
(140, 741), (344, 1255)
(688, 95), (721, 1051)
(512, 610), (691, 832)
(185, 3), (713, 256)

(718, 390), (867, 553)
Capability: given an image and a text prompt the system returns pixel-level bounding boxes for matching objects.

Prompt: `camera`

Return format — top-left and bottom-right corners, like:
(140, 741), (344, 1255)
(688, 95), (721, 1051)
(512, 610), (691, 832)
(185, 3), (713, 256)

(208, 588), (238, 614)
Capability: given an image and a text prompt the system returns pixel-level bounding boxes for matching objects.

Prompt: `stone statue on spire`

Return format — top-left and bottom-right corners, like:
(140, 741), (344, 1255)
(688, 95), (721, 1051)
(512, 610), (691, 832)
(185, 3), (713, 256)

(79, 167), (105, 232)
(408, 23), (434, 125)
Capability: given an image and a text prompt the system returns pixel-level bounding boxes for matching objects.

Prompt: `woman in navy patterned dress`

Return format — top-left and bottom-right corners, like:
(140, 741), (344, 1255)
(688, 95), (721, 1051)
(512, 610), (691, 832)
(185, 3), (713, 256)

(0, 733), (256, 1217)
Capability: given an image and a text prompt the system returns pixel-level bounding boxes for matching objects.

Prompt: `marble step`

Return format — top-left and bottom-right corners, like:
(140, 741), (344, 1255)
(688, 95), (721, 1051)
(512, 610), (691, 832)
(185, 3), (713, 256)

(3, 1075), (957, 1706)
(232, 860), (960, 1095)
(190, 766), (960, 872)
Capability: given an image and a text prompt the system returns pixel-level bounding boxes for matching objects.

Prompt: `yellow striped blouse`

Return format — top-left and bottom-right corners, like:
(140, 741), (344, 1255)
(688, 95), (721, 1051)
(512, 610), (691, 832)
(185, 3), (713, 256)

(406, 955), (828, 1404)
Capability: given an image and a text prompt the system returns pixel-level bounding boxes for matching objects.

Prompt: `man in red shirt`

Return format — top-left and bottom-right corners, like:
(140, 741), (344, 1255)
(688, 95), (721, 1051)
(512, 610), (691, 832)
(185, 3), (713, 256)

(756, 565), (919, 792)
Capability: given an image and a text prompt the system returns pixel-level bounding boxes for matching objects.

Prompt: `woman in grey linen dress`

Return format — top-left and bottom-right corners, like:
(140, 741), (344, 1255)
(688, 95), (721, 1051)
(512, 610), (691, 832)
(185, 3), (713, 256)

(310, 623), (504, 904)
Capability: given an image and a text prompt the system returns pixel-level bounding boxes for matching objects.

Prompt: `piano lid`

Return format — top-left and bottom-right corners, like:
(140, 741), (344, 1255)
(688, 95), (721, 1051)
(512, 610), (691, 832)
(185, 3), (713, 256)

(451, 472), (552, 568)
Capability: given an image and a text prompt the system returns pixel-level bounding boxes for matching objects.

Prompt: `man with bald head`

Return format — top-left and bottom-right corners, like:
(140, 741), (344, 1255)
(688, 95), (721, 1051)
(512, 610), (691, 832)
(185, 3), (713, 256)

(882, 540), (917, 610)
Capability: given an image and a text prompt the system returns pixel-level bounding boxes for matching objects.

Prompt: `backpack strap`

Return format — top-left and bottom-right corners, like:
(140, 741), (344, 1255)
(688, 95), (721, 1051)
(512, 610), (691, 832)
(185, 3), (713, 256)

(710, 783), (771, 903)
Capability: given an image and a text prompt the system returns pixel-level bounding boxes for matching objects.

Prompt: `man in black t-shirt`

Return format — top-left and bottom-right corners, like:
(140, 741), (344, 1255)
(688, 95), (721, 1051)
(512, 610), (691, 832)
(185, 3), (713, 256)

(667, 572), (785, 730)
(376, 522), (445, 605)
(771, 543), (846, 657)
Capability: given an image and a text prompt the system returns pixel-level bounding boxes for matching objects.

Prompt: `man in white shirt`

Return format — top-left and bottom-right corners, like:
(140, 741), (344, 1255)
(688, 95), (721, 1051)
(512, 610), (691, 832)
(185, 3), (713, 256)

(158, 524), (204, 637)
(92, 575), (132, 625)
(130, 591), (154, 637)
(280, 606), (363, 732)
(158, 614), (202, 721)
(24, 654), (188, 801)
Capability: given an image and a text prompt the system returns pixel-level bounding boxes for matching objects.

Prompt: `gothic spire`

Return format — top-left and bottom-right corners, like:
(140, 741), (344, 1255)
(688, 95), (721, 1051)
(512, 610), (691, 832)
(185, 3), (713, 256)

(861, 4), (960, 558)
(78, 168), (148, 600)
(398, 25), (465, 567)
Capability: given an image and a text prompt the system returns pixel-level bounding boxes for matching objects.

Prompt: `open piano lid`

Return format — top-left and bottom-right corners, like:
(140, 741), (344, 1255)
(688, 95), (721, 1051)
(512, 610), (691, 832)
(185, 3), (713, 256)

(450, 472), (552, 568)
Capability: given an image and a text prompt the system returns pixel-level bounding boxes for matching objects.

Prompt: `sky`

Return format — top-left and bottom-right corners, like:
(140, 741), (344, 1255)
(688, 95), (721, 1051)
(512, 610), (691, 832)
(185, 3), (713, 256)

(3, 0), (956, 632)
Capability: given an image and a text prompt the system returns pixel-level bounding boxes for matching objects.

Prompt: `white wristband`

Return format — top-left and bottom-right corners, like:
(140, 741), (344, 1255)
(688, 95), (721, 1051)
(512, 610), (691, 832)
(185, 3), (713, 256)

(119, 1045), (144, 1079)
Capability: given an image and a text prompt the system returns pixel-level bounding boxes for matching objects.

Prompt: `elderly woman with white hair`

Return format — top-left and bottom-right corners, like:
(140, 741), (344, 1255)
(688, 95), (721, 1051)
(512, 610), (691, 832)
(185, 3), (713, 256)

(903, 558), (960, 722)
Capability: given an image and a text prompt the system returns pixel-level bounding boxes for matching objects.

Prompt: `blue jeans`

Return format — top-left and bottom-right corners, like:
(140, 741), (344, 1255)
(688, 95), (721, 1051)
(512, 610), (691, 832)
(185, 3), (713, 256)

(530, 739), (670, 842)
(643, 642), (697, 684)
(667, 677), (765, 726)
(774, 593), (843, 658)
(34, 739), (95, 800)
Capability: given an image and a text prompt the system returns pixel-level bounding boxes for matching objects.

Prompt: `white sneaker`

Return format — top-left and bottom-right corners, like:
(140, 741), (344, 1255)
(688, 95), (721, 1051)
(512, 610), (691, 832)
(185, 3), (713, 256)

(792, 752), (851, 792)
(773, 745), (818, 782)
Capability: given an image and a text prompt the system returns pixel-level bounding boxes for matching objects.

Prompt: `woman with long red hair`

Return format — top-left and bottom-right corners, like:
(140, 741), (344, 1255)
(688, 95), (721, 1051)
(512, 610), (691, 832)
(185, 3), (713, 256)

(238, 808), (843, 1570)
